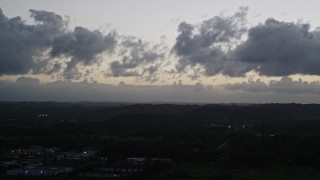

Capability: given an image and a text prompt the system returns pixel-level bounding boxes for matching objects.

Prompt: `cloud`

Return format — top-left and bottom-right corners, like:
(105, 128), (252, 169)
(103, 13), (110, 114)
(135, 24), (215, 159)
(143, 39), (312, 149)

(29, 9), (66, 31)
(224, 77), (320, 95)
(2, 6), (320, 82)
(109, 37), (165, 81)
(233, 18), (320, 76)
(172, 7), (320, 77)
(51, 27), (117, 71)
(0, 7), (164, 81)
(0, 8), (65, 75)
(16, 76), (40, 85)
(0, 8), (116, 79)
(0, 77), (217, 102)
(172, 7), (248, 76)
(1, 77), (320, 103)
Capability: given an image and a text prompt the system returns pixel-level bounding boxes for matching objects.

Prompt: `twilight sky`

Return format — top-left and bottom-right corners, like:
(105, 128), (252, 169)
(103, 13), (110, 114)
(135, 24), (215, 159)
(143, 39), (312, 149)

(1, 0), (320, 103)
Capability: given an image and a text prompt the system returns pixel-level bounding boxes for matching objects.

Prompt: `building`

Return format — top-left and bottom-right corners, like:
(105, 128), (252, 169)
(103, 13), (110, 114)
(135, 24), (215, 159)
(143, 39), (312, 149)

(6, 166), (71, 176)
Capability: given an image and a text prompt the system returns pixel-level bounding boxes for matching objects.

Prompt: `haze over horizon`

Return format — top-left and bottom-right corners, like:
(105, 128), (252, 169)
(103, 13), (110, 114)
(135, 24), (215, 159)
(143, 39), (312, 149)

(1, 0), (320, 103)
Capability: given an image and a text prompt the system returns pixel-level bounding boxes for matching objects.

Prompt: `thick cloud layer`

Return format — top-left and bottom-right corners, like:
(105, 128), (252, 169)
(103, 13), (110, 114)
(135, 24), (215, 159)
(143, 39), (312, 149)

(1, 77), (320, 103)
(224, 77), (320, 94)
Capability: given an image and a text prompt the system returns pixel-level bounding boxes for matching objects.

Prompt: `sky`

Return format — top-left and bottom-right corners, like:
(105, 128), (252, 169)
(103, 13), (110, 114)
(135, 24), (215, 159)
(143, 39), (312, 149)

(0, 0), (320, 103)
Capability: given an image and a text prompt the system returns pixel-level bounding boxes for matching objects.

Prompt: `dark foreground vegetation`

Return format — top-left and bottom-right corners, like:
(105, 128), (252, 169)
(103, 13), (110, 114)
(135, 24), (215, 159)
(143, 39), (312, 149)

(1, 102), (320, 179)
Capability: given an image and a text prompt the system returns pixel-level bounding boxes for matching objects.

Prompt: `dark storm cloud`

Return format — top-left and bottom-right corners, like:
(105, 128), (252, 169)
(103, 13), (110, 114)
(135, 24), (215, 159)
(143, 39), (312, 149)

(109, 37), (164, 80)
(173, 7), (320, 77)
(0, 8), (116, 78)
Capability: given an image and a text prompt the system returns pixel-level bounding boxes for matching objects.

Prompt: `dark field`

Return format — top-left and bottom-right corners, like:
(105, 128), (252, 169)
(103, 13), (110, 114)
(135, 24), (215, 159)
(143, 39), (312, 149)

(1, 102), (320, 179)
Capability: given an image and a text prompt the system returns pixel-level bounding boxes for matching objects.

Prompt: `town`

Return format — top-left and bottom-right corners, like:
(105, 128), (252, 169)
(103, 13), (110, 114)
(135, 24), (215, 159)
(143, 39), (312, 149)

(1, 145), (171, 178)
